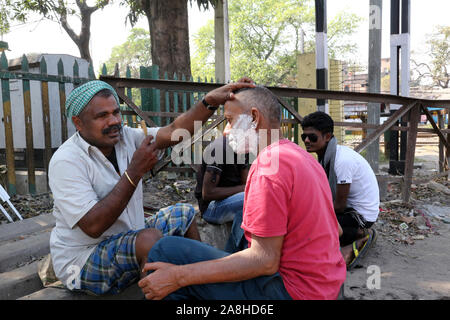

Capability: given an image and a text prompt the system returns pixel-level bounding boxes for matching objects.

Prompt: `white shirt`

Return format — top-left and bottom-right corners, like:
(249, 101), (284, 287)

(334, 145), (380, 222)
(49, 126), (160, 289)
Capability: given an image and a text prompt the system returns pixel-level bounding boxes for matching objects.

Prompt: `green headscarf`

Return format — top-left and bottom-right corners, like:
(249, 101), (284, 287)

(65, 80), (120, 122)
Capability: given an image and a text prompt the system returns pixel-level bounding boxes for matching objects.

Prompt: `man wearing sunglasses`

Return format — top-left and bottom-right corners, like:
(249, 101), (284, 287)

(301, 111), (379, 270)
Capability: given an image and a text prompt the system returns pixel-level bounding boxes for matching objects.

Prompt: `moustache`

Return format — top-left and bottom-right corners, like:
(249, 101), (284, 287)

(102, 124), (122, 135)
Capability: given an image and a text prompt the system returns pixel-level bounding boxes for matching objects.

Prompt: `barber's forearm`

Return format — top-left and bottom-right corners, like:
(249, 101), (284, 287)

(78, 174), (138, 238)
(154, 100), (214, 149)
(173, 100), (215, 134)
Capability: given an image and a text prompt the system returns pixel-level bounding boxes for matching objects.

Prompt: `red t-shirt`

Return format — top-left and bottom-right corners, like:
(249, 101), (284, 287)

(242, 139), (346, 300)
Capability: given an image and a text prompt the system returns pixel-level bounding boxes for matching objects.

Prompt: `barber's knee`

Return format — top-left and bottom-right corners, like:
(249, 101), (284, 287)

(136, 228), (163, 251)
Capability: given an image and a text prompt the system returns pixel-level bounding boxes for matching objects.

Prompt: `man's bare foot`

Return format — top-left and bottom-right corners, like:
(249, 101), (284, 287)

(341, 231), (371, 265)
(355, 227), (368, 240)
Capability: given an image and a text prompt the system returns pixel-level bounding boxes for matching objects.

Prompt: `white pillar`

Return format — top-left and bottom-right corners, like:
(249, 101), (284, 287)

(214, 0), (230, 83)
(315, 0), (329, 113)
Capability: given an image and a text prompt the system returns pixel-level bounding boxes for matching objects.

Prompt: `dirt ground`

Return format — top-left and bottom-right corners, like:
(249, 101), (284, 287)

(343, 222), (450, 300)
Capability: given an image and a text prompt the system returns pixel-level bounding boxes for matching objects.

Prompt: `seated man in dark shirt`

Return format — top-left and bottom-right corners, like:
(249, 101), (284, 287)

(195, 126), (250, 253)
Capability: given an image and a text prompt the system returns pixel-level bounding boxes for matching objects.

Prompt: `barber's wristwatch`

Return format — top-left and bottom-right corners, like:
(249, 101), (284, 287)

(202, 97), (219, 111)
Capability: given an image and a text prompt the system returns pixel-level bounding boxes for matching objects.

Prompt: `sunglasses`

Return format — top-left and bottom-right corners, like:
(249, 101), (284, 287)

(301, 133), (318, 143)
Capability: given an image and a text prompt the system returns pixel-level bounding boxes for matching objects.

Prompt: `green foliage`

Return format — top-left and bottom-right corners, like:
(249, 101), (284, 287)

(326, 11), (364, 61)
(4, 1), (109, 23)
(101, 28), (151, 77)
(230, 0), (313, 85)
(191, 0), (362, 86)
(412, 25), (450, 89)
(123, 0), (218, 27)
(426, 25), (449, 88)
(0, 0), (14, 34)
(191, 22), (216, 80)
(189, 0), (219, 10)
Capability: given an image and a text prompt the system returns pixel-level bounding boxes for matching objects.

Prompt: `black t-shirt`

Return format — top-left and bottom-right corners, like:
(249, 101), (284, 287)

(106, 147), (120, 175)
(195, 136), (250, 213)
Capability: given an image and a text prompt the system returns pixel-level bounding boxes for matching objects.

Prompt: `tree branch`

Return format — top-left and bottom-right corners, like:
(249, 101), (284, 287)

(57, 0), (80, 44)
(264, 26), (284, 61)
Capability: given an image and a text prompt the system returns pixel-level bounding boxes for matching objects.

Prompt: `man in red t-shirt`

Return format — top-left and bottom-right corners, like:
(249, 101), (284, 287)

(138, 85), (346, 300)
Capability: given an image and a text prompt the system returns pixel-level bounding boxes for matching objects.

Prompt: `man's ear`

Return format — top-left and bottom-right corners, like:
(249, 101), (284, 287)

(72, 116), (82, 132)
(250, 107), (260, 129)
(324, 132), (333, 142)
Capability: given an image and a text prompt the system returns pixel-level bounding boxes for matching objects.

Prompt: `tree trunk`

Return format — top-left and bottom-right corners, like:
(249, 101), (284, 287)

(143, 0), (192, 79)
(59, 1), (99, 66)
(78, 6), (94, 65)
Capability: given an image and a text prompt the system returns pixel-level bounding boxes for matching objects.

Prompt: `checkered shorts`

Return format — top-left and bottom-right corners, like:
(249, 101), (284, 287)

(78, 203), (196, 295)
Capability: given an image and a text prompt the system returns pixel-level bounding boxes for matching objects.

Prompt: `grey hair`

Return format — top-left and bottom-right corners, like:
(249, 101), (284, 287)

(233, 86), (281, 124)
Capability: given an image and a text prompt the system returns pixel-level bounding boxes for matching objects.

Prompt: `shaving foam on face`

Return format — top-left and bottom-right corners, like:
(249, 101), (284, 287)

(228, 114), (258, 154)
